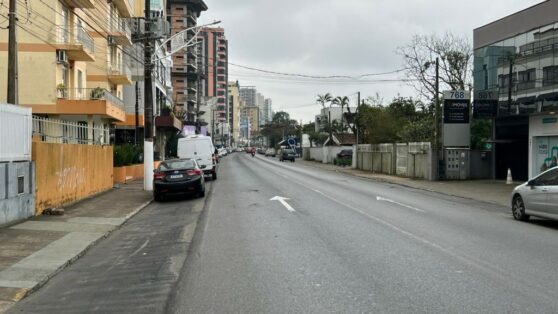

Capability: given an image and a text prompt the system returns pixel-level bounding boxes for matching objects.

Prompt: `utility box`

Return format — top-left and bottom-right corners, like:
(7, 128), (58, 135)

(445, 148), (469, 180)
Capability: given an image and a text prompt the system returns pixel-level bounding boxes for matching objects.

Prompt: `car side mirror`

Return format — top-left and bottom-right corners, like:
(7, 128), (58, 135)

(527, 180), (537, 187)
(200, 165), (207, 169)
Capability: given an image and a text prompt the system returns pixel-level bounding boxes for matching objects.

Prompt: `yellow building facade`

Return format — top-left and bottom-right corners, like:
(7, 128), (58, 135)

(0, 0), (138, 135)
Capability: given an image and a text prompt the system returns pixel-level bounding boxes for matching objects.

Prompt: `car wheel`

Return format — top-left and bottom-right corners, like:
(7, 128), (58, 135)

(512, 195), (530, 221)
(212, 171), (217, 180)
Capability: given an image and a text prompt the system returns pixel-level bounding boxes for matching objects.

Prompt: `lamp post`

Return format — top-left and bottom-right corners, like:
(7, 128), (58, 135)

(143, 20), (220, 191)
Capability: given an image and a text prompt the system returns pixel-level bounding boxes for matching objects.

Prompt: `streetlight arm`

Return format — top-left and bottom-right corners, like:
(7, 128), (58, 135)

(151, 20), (221, 63)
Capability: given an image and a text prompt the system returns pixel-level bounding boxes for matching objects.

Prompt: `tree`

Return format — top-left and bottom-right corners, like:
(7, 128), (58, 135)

(397, 32), (473, 102)
(316, 93), (333, 109)
(260, 111), (299, 148)
(333, 96), (350, 133)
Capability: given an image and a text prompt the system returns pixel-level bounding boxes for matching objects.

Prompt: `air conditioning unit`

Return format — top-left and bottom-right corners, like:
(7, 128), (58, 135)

(56, 50), (68, 63)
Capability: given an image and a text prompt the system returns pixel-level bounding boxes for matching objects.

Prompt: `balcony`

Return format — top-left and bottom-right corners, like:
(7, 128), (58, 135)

(51, 88), (125, 122)
(62, 0), (94, 8)
(108, 19), (132, 46)
(108, 64), (132, 85)
(50, 25), (95, 62)
(113, 0), (134, 18)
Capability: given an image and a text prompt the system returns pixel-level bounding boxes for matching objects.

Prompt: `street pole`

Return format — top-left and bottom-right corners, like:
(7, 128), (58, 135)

(143, 0), (154, 191)
(435, 57), (440, 180)
(356, 91), (360, 144)
(135, 81), (139, 145)
(7, 0), (18, 105)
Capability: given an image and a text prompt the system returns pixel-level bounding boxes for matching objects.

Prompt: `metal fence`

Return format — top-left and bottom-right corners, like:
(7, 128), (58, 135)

(0, 103), (32, 162)
(32, 116), (111, 145)
(57, 88), (124, 109)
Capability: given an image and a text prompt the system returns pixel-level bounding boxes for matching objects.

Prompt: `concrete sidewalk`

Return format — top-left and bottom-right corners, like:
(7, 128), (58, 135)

(0, 180), (152, 312)
(297, 160), (519, 207)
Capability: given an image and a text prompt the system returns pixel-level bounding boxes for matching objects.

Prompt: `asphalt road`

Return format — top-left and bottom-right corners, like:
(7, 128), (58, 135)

(10, 153), (558, 313)
(168, 153), (558, 314)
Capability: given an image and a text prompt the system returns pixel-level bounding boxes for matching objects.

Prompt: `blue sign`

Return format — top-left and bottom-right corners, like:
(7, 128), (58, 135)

(288, 138), (296, 146)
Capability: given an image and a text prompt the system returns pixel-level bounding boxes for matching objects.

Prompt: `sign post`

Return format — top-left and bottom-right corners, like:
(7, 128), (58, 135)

(443, 90), (471, 147)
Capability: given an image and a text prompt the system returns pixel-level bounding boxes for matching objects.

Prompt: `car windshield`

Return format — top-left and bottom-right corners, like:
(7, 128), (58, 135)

(284, 149), (294, 153)
(158, 160), (196, 171)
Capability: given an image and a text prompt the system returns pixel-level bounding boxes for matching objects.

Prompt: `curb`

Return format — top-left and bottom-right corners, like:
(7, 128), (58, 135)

(3, 199), (154, 311)
(299, 161), (510, 208)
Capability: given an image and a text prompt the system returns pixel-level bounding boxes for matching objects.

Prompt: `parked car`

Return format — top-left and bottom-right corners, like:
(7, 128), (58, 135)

(257, 147), (266, 154)
(218, 148), (228, 157)
(334, 149), (353, 166)
(265, 148), (276, 157)
(511, 166), (558, 221)
(177, 135), (217, 180)
(153, 159), (206, 201)
(279, 148), (296, 162)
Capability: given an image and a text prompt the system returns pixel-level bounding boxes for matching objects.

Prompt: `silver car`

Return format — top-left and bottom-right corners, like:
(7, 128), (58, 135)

(512, 166), (558, 221)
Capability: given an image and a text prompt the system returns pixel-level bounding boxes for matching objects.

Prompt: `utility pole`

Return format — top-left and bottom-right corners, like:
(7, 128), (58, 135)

(356, 91), (360, 144)
(7, 0), (18, 104)
(143, 0), (154, 191)
(434, 57), (440, 180)
(135, 81), (139, 145)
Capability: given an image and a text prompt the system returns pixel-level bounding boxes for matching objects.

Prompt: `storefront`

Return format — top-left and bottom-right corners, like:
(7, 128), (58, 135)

(529, 115), (558, 178)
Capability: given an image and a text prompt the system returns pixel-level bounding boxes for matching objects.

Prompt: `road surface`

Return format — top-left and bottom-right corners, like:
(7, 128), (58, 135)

(10, 152), (558, 313)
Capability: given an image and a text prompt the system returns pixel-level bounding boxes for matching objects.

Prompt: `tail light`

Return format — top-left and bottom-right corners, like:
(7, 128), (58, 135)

(154, 172), (166, 181)
(186, 169), (202, 176)
(212, 153), (217, 164)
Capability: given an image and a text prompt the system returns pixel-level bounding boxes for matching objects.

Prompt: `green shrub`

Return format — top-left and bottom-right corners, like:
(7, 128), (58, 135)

(334, 157), (352, 167)
(113, 144), (143, 167)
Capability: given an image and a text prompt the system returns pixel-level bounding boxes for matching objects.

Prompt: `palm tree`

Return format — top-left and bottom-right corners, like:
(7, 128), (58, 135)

(333, 96), (350, 133)
(316, 93), (333, 109)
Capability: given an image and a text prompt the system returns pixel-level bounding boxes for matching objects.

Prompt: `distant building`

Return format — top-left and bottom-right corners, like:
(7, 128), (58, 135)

(228, 81), (242, 145)
(240, 87), (257, 107)
(263, 98), (273, 123)
(314, 107), (356, 133)
(242, 106), (260, 137)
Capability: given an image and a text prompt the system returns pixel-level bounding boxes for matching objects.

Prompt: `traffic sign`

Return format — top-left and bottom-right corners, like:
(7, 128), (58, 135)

(287, 138), (296, 146)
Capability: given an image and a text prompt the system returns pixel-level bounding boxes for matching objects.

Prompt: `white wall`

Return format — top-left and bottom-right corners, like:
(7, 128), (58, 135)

(0, 104), (32, 162)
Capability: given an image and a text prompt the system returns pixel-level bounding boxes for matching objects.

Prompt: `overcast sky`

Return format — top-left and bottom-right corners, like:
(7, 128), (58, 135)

(199, 0), (543, 123)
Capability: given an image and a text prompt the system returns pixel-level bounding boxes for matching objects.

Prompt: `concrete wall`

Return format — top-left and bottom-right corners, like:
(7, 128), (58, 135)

(32, 141), (113, 215)
(305, 146), (352, 164)
(356, 143), (433, 180)
(0, 161), (35, 227)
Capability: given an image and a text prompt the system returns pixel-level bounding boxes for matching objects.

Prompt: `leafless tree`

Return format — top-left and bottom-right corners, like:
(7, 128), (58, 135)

(397, 33), (473, 102)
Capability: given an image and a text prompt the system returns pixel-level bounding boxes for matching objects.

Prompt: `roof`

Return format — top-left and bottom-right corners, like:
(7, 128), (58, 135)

(325, 133), (356, 146)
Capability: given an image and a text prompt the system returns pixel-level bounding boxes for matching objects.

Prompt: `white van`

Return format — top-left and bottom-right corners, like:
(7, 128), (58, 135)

(177, 135), (217, 180)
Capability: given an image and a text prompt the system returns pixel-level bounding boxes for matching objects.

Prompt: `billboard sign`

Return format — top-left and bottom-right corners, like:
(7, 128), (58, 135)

(443, 90), (471, 147)
(473, 90), (498, 119)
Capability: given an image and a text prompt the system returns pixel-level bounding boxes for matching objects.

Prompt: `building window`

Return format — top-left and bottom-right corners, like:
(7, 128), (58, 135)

(77, 70), (83, 91)
(543, 66), (558, 87)
(517, 68), (536, 91)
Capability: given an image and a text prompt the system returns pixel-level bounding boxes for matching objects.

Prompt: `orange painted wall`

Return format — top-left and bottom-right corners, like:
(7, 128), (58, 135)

(32, 142), (113, 214)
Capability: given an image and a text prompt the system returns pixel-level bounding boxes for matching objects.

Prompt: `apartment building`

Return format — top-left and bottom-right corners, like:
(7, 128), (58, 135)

(242, 105), (260, 137)
(228, 81), (241, 145)
(199, 27), (228, 134)
(240, 87), (257, 107)
(0, 0), (139, 142)
(168, 0), (207, 127)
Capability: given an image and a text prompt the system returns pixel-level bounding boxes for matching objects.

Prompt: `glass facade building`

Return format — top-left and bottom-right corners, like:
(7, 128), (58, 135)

(474, 22), (558, 117)
(473, 0), (558, 180)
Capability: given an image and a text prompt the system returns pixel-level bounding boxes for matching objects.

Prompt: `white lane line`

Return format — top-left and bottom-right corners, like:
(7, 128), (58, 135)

(312, 189), (443, 250)
(376, 196), (425, 213)
(270, 196), (296, 212)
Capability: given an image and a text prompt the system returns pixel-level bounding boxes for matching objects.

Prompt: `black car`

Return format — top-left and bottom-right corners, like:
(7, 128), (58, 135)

(279, 148), (296, 162)
(334, 149), (353, 166)
(153, 159), (206, 201)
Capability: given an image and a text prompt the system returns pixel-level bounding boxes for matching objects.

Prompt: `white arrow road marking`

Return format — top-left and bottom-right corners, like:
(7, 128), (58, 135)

(376, 196), (425, 212)
(270, 196), (296, 212)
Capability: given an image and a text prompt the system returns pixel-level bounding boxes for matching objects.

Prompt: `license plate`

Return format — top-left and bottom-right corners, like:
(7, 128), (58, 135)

(169, 174), (183, 179)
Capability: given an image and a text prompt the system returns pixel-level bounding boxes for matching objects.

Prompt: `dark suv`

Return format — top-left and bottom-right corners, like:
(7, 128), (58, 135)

(279, 149), (296, 162)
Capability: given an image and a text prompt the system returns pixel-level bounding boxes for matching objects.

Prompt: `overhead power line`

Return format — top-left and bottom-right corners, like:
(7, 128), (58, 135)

(228, 62), (406, 80)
